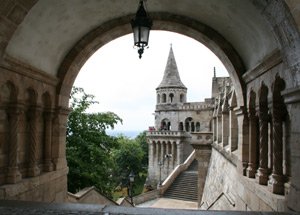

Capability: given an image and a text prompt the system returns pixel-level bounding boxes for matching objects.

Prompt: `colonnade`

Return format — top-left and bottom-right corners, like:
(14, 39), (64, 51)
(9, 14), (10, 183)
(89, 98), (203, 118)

(0, 81), (69, 185)
(212, 75), (289, 195)
(246, 76), (288, 195)
(148, 139), (186, 184)
(212, 88), (238, 152)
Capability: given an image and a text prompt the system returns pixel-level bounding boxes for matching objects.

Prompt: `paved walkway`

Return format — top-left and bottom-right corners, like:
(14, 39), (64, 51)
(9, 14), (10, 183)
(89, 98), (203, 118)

(137, 197), (198, 209)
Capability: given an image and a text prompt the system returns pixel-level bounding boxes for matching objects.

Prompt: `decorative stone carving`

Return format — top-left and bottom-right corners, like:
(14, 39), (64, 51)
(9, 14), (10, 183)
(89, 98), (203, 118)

(256, 83), (269, 185)
(247, 91), (258, 178)
(268, 75), (287, 195)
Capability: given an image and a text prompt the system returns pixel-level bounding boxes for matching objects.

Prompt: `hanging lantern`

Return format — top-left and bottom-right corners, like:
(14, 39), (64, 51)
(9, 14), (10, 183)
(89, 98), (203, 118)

(131, 0), (152, 59)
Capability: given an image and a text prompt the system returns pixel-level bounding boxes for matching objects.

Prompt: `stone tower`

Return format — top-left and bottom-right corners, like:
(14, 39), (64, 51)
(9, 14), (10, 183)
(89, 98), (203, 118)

(147, 46), (215, 187)
(155, 45), (187, 130)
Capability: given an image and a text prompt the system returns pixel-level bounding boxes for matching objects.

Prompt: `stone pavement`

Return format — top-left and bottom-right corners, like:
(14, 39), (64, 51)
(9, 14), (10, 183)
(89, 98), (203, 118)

(137, 197), (198, 209)
(0, 200), (298, 215)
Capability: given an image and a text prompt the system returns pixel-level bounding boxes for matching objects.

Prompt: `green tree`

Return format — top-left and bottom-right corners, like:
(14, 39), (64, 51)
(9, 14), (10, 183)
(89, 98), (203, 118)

(66, 87), (122, 196)
(112, 136), (144, 178)
(135, 131), (148, 168)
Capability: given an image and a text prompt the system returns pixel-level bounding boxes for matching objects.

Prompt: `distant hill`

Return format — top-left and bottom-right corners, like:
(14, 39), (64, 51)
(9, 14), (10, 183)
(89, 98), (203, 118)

(107, 130), (143, 139)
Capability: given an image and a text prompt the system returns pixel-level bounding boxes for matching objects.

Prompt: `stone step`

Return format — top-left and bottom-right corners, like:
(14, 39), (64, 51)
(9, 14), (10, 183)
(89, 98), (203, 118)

(163, 162), (198, 202)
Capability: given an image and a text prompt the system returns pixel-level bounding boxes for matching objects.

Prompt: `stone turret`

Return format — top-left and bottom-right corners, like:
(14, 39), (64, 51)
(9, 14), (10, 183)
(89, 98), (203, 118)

(156, 45), (187, 106)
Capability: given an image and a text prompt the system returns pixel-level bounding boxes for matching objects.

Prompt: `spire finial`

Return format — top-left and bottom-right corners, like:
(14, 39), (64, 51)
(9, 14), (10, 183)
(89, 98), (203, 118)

(170, 43), (172, 48)
(213, 67), (216, 78)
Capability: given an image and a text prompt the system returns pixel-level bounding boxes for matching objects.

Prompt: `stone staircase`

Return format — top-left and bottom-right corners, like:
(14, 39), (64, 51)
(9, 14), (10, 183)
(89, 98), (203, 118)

(163, 160), (198, 202)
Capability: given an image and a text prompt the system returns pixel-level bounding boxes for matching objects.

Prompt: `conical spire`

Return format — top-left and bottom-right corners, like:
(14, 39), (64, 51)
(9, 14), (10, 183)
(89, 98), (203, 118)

(157, 45), (186, 89)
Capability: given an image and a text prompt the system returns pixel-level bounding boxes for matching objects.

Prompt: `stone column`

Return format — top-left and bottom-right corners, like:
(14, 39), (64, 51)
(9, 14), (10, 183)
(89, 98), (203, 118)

(52, 107), (70, 170)
(27, 107), (41, 177)
(217, 112), (222, 144)
(44, 111), (54, 172)
(235, 106), (249, 176)
(148, 141), (154, 171)
(256, 108), (269, 185)
(176, 142), (183, 165)
(157, 142), (161, 175)
(229, 106), (238, 151)
(6, 104), (23, 184)
(222, 97), (229, 147)
(172, 142), (176, 168)
(268, 106), (285, 194)
(247, 109), (258, 178)
(212, 116), (217, 142)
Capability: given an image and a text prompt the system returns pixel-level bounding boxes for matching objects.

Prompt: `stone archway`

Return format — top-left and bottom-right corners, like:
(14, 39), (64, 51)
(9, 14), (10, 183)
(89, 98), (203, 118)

(56, 13), (246, 108)
(0, 0), (299, 211)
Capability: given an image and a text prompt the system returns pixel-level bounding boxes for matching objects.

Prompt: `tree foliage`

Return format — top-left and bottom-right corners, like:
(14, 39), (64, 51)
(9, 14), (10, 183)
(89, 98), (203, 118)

(66, 87), (150, 197)
(66, 87), (122, 196)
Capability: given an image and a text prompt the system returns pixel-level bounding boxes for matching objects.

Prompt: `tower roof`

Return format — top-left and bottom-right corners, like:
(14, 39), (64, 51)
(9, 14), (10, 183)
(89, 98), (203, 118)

(157, 46), (186, 89)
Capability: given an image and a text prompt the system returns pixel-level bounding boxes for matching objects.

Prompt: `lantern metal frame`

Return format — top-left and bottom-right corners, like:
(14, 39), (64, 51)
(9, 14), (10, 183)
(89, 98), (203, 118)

(131, 0), (152, 59)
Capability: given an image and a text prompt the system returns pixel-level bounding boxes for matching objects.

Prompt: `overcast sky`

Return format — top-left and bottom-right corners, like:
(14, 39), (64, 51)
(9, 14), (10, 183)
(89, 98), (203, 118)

(74, 31), (228, 132)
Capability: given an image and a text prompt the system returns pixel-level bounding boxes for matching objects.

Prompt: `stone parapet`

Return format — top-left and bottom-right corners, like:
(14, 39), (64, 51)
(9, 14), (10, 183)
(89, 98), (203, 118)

(146, 131), (190, 138)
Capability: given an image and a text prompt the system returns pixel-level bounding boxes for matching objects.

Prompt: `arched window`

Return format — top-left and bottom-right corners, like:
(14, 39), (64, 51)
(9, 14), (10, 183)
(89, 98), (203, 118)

(191, 122), (195, 132)
(169, 93), (174, 103)
(179, 122), (184, 131)
(196, 122), (200, 132)
(157, 94), (160, 103)
(161, 119), (171, 130)
(185, 117), (193, 132)
(180, 94), (185, 103)
(162, 94), (167, 103)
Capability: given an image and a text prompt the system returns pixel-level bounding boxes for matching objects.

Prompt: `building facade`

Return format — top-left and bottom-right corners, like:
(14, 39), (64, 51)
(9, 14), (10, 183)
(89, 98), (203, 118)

(146, 46), (231, 187)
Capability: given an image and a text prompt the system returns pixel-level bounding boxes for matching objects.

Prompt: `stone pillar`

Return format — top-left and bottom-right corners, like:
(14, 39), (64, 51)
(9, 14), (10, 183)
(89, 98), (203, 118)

(268, 75), (287, 195)
(157, 142), (161, 166)
(52, 107), (70, 170)
(44, 110), (54, 172)
(172, 142), (177, 168)
(212, 116), (217, 142)
(27, 107), (41, 177)
(176, 142), (183, 165)
(217, 112), (222, 144)
(268, 112), (273, 173)
(148, 141), (154, 171)
(235, 107), (249, 176)
(6, 104), (23, 183)
(268, 106), (285, 194)
(247, 109), (258, 178)
(229, 106), (238, 151)
(256, 108), (269, 185)
(222, 97), (229, 147)
(192, 142), (212, 208)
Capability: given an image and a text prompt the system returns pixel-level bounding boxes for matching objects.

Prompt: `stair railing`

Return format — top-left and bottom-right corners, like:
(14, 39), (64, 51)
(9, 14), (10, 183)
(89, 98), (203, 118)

(158, 150), (195, 195)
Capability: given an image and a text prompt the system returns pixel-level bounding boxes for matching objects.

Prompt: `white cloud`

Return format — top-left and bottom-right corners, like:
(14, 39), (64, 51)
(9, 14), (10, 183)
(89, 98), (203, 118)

(74, 31), (228, 131)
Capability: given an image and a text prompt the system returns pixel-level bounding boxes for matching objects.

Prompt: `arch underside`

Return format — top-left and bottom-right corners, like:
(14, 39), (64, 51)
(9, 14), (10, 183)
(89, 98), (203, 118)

(56, 13), (246, 108)
(0, 0), (299, 211)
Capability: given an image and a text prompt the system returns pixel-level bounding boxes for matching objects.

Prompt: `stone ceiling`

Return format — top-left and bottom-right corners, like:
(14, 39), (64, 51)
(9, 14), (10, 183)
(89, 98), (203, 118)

(5, 0), (277, 76)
